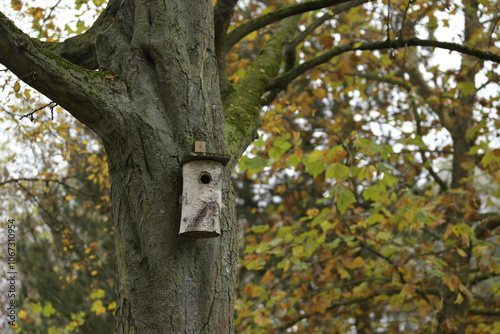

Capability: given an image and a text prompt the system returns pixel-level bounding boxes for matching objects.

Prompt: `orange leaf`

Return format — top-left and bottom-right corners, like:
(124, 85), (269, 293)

(105, 74), (119, 80)
(442, 275), (460, 292)
(261, 270), (274, 284)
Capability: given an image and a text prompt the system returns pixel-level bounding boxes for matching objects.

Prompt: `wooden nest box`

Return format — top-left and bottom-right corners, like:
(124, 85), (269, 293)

(179, 141), (230, 238)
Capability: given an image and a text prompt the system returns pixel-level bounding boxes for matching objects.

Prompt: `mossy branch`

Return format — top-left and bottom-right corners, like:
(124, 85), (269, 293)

(224, 16), (301, 161)
(0, 11), (124, 134)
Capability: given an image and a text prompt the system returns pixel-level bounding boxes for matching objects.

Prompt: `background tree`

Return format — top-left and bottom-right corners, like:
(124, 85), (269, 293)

(1, 0), (499, 333)
(232, 1), (500, 333)
(0, 102), (114, 333)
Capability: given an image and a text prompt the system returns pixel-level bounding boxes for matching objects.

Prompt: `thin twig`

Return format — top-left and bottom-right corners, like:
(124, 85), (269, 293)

(399, 0), (413, 39)
(19, 102), (58, 122)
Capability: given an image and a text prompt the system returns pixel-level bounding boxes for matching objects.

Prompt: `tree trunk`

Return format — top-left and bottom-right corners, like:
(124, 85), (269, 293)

(92, 1), (238, 332)
(106, 136), (238, 333)
(1, 0), (243, 332)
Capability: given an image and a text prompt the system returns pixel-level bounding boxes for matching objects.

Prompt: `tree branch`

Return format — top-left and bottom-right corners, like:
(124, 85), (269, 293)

(19, 102), (58, 122)
(345, 71), (411, 90)
(289, 0), (369, 49)
(0, 177), (93, 197)
(476, 214), (500, 239)
(214, 0), (239, 93)
(224, 16), (301, 160)
(45, 32), (99, 70)
(411, 100), (449, 192)
(0, 11), (126, 136)
(266, 38), (500, 91)
(278, 293), (381, 332)
(43, 0), (122, 70)
(469, 309), (500, 317)
(225, 0), (360, 52)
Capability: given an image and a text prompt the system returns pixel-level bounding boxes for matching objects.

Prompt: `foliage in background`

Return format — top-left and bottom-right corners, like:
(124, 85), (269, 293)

(231, 0), (500, 333)
(0, 2), (114, 333)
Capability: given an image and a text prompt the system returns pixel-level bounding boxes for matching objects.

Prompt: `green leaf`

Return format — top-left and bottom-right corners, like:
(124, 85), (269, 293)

(252, 225), (269, 233)
(269, 134), (292, 160)
(288, 154), (301, 167)
(325, 238), (341, 250)
(333, 186), (356, 214)
(325, 163), (350, 180)
(363, 213), (384, 226)
(481, 150), (498, 168)
(356, 164), (377, 181)
(90, 289), (106, 300)
(246, 259), (266, 270)
(401, 135), (428, 150)
(376, 231), (392, 241)
(304, 150), (325, 177)
(43, 302), (57, 317)
(458, 81), (475, 96)
(31, 302), (42, 315)
(291, 261), (309, 271)
(363, 183), (386, 202)
(91, 300), (106, 316)
(243, 157), (269, 172)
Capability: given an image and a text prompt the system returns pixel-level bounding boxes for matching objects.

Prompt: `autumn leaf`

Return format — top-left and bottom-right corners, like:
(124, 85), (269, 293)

(18, 310), (27, 319)
(261, 270), (274, 284)
(42, 302), (56, 317)
(105, 74), (120, 80)
(91, 300), (106, 316)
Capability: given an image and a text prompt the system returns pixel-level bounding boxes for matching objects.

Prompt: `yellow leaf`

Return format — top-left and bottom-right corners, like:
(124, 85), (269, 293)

(454, 293), (464, 305)
(12, 0), (22, 10)
(458, 283), (473, 296)
(456, 248), (467, 257)
(91, 270), (98, 276)
(306, 208), (319, 217)
(242, 283), (258, 297)
(313, 87), (327, 98)
(442, 275), (459, 292)
(313, 296), (330, 313)
(107, 301), (117, 310)
(261, 270), (274, 284)
(19, 310), (27, 319)
(65, 195), (75, 201)
(91, 300), (106, 316)
(353, 41), (363, 48)
(349, 257), (364, 269)
(338, 267), (351, 279)
(245, 30), (258, 41)
(43, 302), (56, 317)
(443, 223), (454, 240)
(14, 81), (21, 92)
(434, 298), (443, 314)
